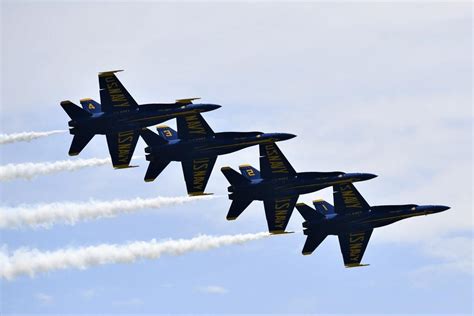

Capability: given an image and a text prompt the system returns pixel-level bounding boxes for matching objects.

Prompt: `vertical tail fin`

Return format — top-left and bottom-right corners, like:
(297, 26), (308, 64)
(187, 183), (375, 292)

(60, 100), (91, 119)
(239, 164), (261, 181)
(156, 125), (178, 141)
(221, 167), (250, 186)
(313, 199), (335, 215)
(80, 98), (102, 114)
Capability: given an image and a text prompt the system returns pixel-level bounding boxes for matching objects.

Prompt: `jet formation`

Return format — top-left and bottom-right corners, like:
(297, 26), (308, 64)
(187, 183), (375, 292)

(61, 70), (450, 267)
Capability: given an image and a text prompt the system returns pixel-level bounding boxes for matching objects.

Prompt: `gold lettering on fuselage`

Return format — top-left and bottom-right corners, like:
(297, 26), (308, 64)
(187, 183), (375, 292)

(185, 115), (207, 135)
(117, 131), (135, 163)
(105, 76), (130, 108)
(264, 144), (288, 174)
(192, 158), (210, 190)
(348, 232), (366, 262)
(340, 184), (362, 208)
(274, 198), (292, 228)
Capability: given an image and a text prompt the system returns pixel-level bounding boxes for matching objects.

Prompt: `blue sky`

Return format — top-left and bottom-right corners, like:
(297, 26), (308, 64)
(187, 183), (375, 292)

(1, 1), (472, 314)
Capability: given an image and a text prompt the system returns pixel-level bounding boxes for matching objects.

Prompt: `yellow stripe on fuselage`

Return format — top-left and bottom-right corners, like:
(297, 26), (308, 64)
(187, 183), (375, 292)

(198, 139), (272, 151)
(129, 110), (194, 123)
(360, 212), (425, 224)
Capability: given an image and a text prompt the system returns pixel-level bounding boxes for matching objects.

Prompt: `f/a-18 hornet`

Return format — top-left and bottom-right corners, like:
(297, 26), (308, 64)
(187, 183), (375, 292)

(296, 182), (450, 267)
(221, 143), (377, 234)
(140, 112), (295, 196)
(60, 70), (220, 168)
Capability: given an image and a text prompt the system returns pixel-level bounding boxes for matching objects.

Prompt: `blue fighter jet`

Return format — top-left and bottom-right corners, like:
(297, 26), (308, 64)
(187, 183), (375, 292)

(221, 143), (377, 233)
(139, 113), (296, 196)
(60, 70), (220, 169)
(296, 182), (450, 267)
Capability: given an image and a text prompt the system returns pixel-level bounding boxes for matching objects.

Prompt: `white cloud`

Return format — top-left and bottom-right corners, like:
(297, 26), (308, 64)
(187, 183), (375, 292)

(197, 285), (229, 295)
(112, 298), (143, 306)
(80, 288), (97, 299)
(35, 292), (53, 305)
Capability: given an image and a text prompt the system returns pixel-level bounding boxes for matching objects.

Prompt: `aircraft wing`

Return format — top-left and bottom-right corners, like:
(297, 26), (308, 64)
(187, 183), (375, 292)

(333, 183), (371, 215)
(263, 195), (298, 233)
(338, 229), (373, 267)
(106, 130), (140, 169)
(259, 142), (296, 179)
(176, 113), (214, 140)
(99, 70), (139, 113)
(181, 156), (217, 195)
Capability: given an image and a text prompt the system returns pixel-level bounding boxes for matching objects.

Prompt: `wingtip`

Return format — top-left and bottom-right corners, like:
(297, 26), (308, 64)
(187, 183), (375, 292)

(68, 152), (80, 156)
(270, 230), (294, 235)
(302, 251), (313, 256)
(98, 69), (124, 76)
(345, 263), (370, 268)
(226, 216), (237, 221)
(188, 192), (213, 197)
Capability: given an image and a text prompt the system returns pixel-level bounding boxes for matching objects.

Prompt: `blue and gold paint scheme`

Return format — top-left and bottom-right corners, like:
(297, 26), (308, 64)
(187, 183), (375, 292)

(221, 142), (377, 233)
(296, 183), (450, 268)
(140, 113), (295, 196)
(60, 70), (221, 168)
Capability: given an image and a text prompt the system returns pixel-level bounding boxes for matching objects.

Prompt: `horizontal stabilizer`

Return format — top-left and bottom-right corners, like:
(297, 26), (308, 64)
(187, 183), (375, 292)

(302, 232), (327, 255)
(69, 133), (94, 156)
(140, 128), (167, 146)
(296, 203), (325, 221)
(144, 159), (170, 182)
(61, 100), (91, 119)
(227, 199), (253, 220)
(221, 167), (250, 186)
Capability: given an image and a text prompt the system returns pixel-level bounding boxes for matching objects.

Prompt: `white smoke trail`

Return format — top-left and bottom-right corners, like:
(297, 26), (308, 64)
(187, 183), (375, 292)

(0, 157), (111, 181)
(0, 130), (66, 145)
(0, 195), (214, 229)
(0, 232), (269, 280)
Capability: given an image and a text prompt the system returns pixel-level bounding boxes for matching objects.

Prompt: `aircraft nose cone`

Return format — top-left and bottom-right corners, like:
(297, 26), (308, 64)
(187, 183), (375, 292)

(431, 205), (450, 213)
(208, 104), (222, 111)
(278, 133), (297, 141)
(360, 173), (378, 181)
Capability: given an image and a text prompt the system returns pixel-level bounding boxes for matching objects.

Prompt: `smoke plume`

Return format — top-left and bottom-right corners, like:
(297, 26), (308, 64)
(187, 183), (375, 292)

(0, 195), (214, 229)
(0, 130), (66, 145)
(0, 232), (269, 280)
(0, 157), (111, 181)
